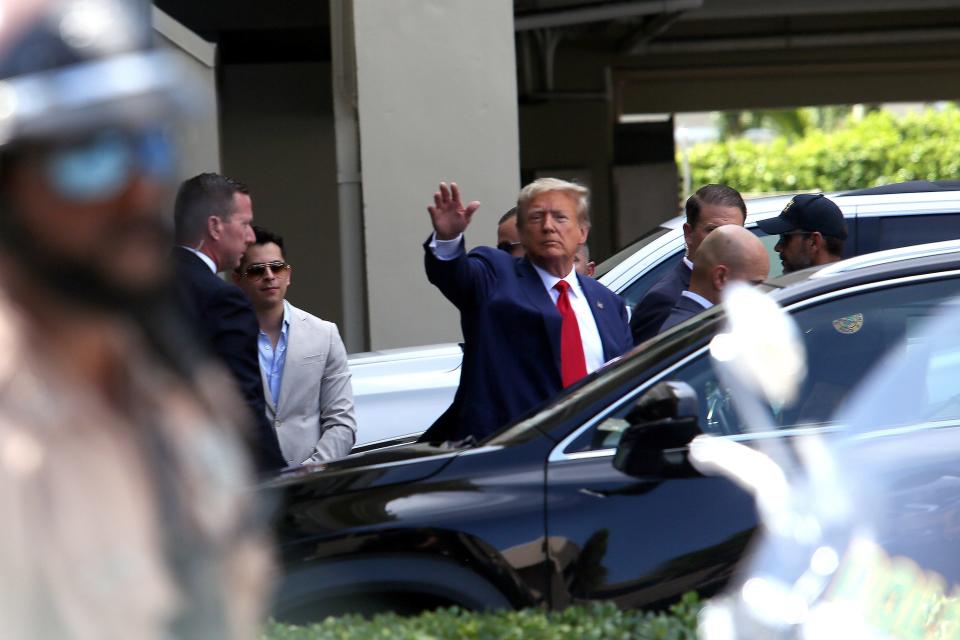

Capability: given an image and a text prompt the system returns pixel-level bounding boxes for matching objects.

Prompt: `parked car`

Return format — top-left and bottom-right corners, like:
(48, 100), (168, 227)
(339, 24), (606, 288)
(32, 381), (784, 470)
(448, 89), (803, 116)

(349, 180), (960, 450)
(270, 239), (960, 622)
(683, 278), (960, 639)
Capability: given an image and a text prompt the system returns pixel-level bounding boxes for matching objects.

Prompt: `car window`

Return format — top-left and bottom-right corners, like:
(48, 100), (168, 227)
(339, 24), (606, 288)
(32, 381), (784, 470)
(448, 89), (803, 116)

(594, 225), (672, 279)
(617, 251), (683, 309)
(755, 231), (784, 278)
(565, 276), (960, 453)
(875, 214), (960, 251)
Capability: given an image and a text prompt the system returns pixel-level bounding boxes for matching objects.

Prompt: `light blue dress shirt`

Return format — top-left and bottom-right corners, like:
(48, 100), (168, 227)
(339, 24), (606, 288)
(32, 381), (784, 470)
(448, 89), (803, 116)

(259, 300), (291, 404)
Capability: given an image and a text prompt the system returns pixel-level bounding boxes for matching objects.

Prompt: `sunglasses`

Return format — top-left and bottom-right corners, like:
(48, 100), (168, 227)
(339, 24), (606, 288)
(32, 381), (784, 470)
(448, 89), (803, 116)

(497, 241), (522, 253)
(36, 128), (175, 202)
(240, 261), (290, 279)
(778, 231), (812, 244)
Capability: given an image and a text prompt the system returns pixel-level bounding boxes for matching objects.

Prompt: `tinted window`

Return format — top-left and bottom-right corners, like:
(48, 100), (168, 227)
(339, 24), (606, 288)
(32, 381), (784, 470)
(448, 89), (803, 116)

(875, 214), (960, 251)
(567, 276), (960, 452)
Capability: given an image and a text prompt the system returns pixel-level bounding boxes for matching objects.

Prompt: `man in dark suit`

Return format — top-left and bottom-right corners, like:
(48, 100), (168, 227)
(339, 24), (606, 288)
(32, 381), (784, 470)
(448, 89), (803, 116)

(420, 179), (633, 443)
(660, 225), (769, 333)
(630, 184), (747, 345)
(172, 173), (285, 472)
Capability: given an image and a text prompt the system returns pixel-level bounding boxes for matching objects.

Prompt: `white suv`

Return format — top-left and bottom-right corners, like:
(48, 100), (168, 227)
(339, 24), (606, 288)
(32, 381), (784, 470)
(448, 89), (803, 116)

(349, 181), (960, 450)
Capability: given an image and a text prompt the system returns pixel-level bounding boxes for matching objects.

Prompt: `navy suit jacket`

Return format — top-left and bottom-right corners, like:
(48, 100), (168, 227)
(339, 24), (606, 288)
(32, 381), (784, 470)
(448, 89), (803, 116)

(630, 260), (692, 345)
(659, 293), (711, 334)
(420, 239), (633, 443)
(172, 247), (285, 472)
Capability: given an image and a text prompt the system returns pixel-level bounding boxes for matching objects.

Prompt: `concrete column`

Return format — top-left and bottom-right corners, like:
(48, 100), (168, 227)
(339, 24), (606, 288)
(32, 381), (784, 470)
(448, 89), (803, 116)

(342, 0), (520, 349)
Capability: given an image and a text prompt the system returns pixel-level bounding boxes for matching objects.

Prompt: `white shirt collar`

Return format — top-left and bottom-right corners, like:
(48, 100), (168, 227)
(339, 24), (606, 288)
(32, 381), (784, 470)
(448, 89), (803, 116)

(180, 245), (218, 274)
(681, 289), (713, 309)
(683, 256), (694, 270)
(531, 262), (580, 297)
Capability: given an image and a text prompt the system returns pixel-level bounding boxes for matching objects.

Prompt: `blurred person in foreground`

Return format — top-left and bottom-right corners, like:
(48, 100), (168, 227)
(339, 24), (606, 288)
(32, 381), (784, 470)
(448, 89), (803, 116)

(420, 179), (632, 444)
(233, 226), (356, 464)
(659, 225), (770, 333)
(630, 184), (746, 345)
(758, 193), (847, 274)
(0, 0), (271, 638)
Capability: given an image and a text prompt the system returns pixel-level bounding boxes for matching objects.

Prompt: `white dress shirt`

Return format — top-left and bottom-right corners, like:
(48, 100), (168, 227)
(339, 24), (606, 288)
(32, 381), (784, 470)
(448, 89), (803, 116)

(429, 233), (606, 373)
(680, 289), (713, 310)
(179, 245), (218, 274)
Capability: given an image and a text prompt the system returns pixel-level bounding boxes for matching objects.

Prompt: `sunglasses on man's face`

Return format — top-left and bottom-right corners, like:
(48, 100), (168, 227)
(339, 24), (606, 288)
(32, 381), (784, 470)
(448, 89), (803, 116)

(497, 241), (522, 253)
(240, 261), (290, 279)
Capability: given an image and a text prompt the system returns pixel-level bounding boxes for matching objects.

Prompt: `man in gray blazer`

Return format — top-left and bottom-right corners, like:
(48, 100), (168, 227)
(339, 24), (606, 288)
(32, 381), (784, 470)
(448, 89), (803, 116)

(233, 226), (357, 464)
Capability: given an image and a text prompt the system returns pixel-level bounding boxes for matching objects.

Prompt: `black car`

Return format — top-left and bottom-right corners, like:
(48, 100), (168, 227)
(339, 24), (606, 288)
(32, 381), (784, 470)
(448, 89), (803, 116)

(267, 240), (960, 622)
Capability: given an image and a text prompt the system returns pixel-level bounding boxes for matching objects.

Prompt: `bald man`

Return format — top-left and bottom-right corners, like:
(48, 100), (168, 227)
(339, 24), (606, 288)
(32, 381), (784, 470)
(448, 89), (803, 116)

(659, 225), (770, 334)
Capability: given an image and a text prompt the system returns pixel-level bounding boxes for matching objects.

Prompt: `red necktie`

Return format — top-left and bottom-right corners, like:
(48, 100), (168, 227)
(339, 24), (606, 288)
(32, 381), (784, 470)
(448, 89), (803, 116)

(555, 280), (587, 387)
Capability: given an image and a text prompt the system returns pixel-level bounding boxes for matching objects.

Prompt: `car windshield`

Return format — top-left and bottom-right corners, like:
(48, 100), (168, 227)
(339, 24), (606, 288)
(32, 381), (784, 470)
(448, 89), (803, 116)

(593, 225), (672, 279)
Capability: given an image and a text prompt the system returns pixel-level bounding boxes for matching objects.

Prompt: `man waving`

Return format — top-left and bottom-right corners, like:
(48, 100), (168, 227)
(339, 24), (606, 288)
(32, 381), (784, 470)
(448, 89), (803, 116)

(421, 179), (632, 443)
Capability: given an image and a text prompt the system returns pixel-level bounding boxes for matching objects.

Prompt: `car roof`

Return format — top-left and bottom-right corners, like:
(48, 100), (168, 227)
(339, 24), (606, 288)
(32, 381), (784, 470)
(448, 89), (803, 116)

(768, 238), (960, 306)
(597, 182), (960, 287)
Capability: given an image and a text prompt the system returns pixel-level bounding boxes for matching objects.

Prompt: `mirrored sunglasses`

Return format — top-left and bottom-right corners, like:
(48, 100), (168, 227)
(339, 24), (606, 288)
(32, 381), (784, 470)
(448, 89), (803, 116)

(241, 261), (290, 279)
(41, 128), (176, 202)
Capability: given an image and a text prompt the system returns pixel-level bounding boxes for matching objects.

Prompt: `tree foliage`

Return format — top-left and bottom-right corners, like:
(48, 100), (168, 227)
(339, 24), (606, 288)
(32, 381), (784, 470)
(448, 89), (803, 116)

(688, 106), (960, 194)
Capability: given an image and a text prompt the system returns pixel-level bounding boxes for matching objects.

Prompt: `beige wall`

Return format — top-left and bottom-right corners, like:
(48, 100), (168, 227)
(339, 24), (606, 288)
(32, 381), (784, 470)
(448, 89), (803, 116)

(219, 63), (346, 334)
(350, 0), (520, 349)
(152, 8), (220, 194)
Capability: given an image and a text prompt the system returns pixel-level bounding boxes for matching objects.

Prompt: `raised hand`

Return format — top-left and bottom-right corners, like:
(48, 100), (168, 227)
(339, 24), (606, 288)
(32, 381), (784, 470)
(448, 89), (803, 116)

(427, 182), (481, 240)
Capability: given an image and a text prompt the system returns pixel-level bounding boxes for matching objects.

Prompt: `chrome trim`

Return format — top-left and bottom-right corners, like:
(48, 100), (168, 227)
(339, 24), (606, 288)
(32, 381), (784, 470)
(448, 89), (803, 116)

(811, 240), (960, 279)
(553, 423), (844, 462)
(343, 450), (462, 470)
(351, 433), (422, 453)
(549, 269), (960, 464)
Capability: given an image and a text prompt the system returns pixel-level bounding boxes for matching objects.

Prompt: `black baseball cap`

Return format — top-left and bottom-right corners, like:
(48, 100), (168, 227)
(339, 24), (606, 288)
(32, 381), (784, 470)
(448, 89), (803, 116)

(757, 193), (848, 240)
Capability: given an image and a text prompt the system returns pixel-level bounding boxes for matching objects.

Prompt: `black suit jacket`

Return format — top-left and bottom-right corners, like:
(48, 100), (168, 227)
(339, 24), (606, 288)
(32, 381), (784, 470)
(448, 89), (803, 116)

(420, 239), (633, 443)
(172, 247), (285, 472)
(630, 260), (692, 345)
(659, 293), (711, 334)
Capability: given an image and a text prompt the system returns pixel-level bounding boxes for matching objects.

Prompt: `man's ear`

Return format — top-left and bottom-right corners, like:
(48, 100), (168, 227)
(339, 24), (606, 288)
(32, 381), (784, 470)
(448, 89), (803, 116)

(808, 231), (825, 257)
(712, 265), (729, 291)
(682, 222), (693, 253)
(206, 215), (222, 241)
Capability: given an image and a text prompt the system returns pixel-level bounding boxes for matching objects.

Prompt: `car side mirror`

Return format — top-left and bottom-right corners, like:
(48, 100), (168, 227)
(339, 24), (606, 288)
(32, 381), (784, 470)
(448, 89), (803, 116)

(613, 380), (702, 478)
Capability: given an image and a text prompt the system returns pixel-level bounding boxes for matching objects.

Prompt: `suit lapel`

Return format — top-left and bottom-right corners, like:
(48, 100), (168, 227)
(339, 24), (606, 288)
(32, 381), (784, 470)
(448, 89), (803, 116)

(579, 275), (617, 361)
(516, 259), (562, 374)
(273, 306), (305, 415)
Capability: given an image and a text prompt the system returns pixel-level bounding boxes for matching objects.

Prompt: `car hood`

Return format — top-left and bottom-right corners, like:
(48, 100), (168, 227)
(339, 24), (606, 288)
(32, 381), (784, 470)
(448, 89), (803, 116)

(262, 442), (463, 494)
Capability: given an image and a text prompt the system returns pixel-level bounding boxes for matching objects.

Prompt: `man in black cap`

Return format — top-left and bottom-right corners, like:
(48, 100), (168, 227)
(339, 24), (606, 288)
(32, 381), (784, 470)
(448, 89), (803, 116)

(758, 193), (847, 274)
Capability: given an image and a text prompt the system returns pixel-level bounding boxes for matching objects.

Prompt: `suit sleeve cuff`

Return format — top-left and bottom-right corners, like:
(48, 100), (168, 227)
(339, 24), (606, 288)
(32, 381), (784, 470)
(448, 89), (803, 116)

(428, 232), (465, 261)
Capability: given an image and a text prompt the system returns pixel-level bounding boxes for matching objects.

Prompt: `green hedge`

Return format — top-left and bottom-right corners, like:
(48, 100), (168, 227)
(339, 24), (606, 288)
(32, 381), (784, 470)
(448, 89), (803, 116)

(261, 593), (700, 640)
(685, 105), (960, 194)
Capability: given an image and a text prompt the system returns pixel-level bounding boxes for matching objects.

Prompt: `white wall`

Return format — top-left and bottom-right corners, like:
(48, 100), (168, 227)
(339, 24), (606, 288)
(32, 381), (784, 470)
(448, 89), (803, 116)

(152, 8), (220, 181)
(350, 0), (521, 349)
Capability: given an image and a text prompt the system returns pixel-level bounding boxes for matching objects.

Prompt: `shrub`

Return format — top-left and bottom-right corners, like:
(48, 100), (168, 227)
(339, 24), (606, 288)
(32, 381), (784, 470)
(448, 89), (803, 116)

(685, 105), (960, 194)
(261, 592), (701, 640)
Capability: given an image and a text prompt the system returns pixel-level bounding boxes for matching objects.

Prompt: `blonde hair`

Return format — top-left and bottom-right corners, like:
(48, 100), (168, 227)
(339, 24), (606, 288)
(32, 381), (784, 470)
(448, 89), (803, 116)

(516, 178), (590, 228)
